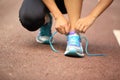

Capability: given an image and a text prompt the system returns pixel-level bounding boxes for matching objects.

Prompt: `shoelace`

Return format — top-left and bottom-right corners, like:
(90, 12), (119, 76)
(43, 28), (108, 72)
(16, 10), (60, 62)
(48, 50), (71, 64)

(49, 31), (106, 56)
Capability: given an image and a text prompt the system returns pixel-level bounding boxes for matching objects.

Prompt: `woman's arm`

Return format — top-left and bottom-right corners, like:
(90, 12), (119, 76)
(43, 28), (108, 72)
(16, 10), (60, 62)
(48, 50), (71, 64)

(89, 0), (113, 19)
(42, 0), (62, 19)
(75, 0), (113, 33)
(42, 0), (70, 34)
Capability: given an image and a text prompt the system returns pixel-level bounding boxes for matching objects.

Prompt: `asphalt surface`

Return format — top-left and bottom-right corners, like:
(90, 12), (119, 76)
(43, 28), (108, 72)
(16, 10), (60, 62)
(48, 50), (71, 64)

(0, 0), (120, 80)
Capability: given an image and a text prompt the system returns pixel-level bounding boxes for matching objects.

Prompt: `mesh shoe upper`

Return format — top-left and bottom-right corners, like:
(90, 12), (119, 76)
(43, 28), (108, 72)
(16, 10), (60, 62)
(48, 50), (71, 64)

(36, 13), (52, 44)
(64, 32), (84, 57)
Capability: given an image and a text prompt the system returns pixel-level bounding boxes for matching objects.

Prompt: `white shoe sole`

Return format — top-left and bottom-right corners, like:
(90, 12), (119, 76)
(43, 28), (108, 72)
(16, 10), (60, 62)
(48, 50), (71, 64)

(64, 46), (84, 57)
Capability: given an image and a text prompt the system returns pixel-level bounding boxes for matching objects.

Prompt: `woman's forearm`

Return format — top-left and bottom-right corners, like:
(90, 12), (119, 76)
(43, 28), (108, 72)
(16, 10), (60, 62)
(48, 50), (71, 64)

(42, 0), (63, 19)
(89, 0), (113, 19)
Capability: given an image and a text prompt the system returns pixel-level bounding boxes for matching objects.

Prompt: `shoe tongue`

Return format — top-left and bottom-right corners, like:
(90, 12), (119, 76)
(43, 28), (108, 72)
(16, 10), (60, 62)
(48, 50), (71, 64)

(69, 31), (77, 35)
(67, 32), (80, 47)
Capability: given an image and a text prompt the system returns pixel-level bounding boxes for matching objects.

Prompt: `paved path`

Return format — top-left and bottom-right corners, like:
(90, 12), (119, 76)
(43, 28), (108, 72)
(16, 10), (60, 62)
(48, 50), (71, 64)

(0, 0), (120, 80)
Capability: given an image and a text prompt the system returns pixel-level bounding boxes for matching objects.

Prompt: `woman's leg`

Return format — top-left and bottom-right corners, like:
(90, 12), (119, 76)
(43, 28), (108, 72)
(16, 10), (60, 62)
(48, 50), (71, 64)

(64, 0), (83, 32)
(19, 0), (48, 31)
(64, 0), (84, 57)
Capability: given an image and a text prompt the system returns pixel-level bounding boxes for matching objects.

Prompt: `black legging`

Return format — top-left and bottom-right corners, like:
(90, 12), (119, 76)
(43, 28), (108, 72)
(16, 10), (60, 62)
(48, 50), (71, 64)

(19, 0), (67, 31)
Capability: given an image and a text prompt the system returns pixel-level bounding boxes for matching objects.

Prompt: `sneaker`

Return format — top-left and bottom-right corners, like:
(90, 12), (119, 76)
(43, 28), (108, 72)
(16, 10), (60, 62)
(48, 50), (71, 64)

(64, 31), (84, 57)
(36, 13), (52, 44)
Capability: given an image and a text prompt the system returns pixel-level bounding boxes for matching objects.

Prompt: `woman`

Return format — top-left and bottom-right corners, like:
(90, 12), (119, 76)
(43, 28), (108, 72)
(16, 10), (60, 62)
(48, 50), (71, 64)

(19, 0), (113, 57)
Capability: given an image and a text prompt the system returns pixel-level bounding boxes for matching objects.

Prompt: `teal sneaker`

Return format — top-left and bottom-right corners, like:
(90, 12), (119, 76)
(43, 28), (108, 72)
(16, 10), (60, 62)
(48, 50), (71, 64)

(64, 31), (84, 57)
(36, 13), (52, 44)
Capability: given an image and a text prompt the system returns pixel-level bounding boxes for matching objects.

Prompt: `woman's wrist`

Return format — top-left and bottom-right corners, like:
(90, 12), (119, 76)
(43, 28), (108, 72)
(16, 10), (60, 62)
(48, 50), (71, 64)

(53, 13), (64, 20)
(88, 14), (97, 21)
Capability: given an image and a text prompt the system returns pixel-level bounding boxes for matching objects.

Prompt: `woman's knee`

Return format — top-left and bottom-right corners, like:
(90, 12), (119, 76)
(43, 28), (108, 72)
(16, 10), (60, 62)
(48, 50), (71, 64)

(19, 16), (45, 31)
(19, 9), (46, 31)
(19, 0), (47, 31)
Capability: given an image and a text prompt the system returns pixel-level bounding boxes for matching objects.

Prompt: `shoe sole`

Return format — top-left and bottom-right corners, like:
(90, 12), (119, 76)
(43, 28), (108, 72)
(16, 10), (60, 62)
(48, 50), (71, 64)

(36, 37), (50, 44)
(64, 49), (84, 57)
(36, 36), (54, 44)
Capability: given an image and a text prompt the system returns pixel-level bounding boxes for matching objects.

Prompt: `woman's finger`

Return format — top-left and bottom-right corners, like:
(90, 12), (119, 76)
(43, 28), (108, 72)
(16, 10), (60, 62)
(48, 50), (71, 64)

(56, 26), (65, 34)
(79, 24), (85, 33)
(64, 23), (70, 34)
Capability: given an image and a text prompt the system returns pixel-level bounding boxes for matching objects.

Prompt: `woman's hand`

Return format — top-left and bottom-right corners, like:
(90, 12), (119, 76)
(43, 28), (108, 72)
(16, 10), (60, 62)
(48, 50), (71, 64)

(75, 15), (96, 33)
(55, 16), (70, 34)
